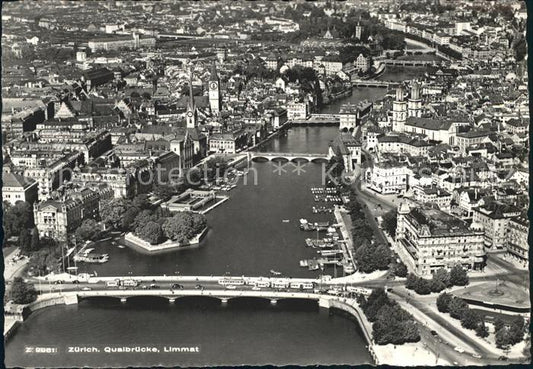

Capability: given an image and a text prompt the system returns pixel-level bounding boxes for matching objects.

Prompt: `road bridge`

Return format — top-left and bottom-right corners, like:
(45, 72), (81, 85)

(384, 59), (437, 67)
(351, 79), (400, 88)
(248, 151), (329, 162)
(290, 114), (341, 125)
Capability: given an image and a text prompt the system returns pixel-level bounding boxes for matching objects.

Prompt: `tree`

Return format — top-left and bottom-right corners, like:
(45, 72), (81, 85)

(122, 207), (140, 231)
(19, 228), (32, 254)
(381, 209), (398, 236)
(100, 198), (131, 229)
(449, 265), (469, 286)
(476, 320), (489, 338)
(448, 297), (469, 320)
(351, 218), (374, 242)
(354, 243), (377, 273)
(372, 301), (420, 345)
(30, 228), (40, 252)
(393, 261), (408, 278)
(28, 238), (61, 274)
(494, 318), (506, 332)
(430, 279), (446, 293)
(413, 277), (431, 295)
(162, 212), (207, 243)
(132, 210), (158, 233)
(204, 156), (229, 182)
(432, 268), (451, 288)
(508, 316), (525, 345)
(132, 194), (151, 210)
(373, 244), (391, 270)
(405, 273), (418, 290)
(460, 309), (481, 330)
(363, 288), (392, 322)
(136, 221), (164, 244)
(11, 277), (38, 304)
(153, 184), (175, 201)
(436, 292), (453, 313)
(75, 219), (101, 242)
(3, 201), (34, 239)
(495, 327), (514, 349)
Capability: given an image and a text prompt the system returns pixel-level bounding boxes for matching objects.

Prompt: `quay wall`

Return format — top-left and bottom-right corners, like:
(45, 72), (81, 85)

(123, 227), (208, 254)
(320, 296), (379, 365)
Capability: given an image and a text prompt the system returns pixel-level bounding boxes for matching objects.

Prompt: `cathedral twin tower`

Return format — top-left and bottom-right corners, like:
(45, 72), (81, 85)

(391, 81), (422, 133)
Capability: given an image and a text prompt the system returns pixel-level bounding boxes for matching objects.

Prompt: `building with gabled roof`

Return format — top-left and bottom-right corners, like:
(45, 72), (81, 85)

(2, 170), (38, 205)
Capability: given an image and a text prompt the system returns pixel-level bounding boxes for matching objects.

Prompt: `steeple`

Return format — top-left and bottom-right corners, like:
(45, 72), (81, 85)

(186, 67), (197, 128)
(209, 61), (218, 81)
(411, 81), (420, 100)
(188, 71), (195, 111)
(395, 85), (404, 102)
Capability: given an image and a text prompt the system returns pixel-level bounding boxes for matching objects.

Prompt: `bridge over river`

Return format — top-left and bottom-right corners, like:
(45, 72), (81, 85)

(248, 151), (329, 162)
(24, 280), (377, 362)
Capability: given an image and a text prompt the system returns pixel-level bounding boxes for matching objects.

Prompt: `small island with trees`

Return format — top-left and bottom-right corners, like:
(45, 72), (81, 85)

(99, 194), (208, 253)
(124, 211), (208, 253)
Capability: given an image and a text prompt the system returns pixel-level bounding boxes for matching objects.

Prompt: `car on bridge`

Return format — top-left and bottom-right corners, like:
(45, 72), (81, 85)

(171, 283), (184, 289)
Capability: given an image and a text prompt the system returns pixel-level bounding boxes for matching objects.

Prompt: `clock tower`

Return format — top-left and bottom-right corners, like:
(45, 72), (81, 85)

(208, 62), (221, 115)
(186, 72), (197, 128)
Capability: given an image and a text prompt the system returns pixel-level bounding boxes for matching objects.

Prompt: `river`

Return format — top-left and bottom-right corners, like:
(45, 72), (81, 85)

(5, 78), (418, 367)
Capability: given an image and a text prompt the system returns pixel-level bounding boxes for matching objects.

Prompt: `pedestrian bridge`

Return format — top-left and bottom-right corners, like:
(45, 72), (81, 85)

(249, 152), (329, 162)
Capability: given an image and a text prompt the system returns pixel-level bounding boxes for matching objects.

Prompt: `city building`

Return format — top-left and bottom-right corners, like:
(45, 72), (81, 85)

(506, 215), (528, 266)
(329, 132), (362, 173)
(472, 201), (521, 252)
(412, 185), (452, 212)
(33, 186), (113, 241)
(365, 160), (409, 195)
(396, 202), (486, 276)
(2, 170), (38, 205)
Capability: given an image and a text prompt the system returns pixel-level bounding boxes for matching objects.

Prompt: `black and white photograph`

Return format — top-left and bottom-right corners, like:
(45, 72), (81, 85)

(1, 0), (531, 367)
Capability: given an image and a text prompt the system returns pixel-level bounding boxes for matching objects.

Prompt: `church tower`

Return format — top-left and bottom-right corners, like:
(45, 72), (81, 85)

(208, 62), (221, 115)
(408, 81), (422, 118)
(355, 21), (363, 40)
(186, 72), (197, 128)
(392, 86), (407, 132)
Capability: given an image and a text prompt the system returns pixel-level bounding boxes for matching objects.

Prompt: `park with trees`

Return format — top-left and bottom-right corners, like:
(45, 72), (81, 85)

(437, 292), (527, 349)
(100, 195), (207, 245)
(342, 186), (392, 274)
(358, 288), (420, 345)
(405, 265), (469, 295)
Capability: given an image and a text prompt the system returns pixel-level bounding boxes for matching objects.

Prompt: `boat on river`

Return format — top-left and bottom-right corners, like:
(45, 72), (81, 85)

(270, 270), (282, 276)
(299, 219), (330, 232)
